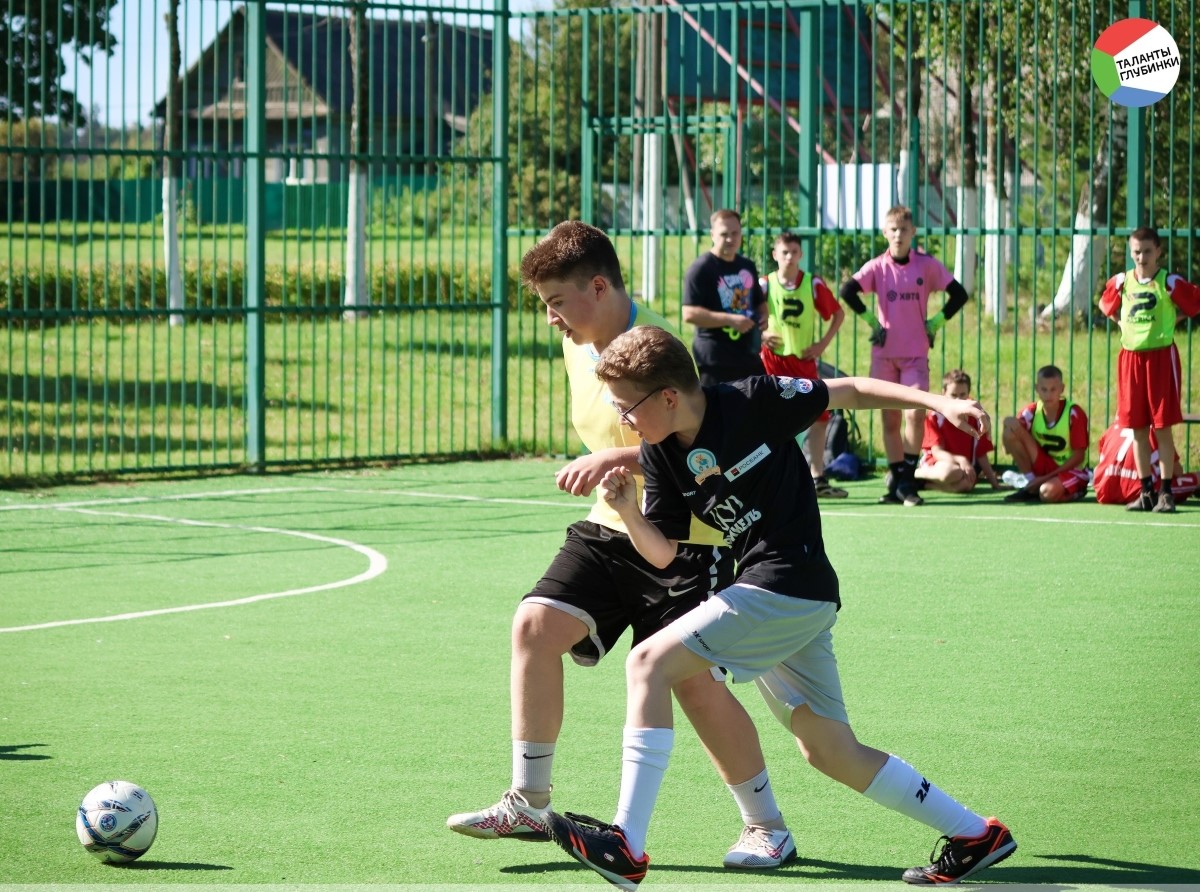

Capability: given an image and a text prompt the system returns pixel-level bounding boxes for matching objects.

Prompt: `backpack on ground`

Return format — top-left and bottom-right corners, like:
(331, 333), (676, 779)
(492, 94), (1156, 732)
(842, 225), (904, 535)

(803, 409), (863, 468)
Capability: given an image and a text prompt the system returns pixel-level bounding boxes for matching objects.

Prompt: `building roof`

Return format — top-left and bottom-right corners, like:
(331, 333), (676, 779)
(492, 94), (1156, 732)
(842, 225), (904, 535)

(155, 7), (493, 125)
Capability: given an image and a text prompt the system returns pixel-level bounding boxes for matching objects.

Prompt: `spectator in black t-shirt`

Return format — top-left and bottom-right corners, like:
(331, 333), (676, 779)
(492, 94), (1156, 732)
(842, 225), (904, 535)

(682, 209), (767, 386)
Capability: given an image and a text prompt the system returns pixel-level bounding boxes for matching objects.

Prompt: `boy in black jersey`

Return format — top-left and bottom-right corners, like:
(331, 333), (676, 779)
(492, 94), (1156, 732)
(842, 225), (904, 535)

(545, 326), (1016, 890)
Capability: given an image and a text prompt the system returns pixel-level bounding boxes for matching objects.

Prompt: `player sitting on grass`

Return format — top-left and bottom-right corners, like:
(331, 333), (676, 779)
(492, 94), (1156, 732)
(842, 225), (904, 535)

(544, 325), (1016, 890)
(1000, 365), (1091, 503)
(913, 369), (1004, 493)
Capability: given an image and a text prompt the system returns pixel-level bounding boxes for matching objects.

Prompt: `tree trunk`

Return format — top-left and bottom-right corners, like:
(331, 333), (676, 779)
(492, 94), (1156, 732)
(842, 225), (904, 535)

(640, 11), (662, 304)
(953, 74), (978, 294)
(1041, 110), (1127, 321)
(343, 4), (369, 319)
(163, 2), (185, 327)
(981, 71), (1007, 324)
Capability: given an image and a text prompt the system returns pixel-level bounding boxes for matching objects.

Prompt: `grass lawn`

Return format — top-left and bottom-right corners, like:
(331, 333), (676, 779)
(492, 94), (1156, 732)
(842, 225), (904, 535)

(3, 230), (1198, 481)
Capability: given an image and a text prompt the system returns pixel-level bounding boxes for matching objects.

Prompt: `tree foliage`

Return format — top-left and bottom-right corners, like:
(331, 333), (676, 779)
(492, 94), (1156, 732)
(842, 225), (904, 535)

(453, 0), (634, 227)
(1, 0), (120, 125)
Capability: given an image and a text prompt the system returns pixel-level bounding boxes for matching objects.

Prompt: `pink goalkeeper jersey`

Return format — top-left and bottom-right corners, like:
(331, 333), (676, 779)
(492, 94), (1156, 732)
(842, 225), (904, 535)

(853, 250), (954, 358)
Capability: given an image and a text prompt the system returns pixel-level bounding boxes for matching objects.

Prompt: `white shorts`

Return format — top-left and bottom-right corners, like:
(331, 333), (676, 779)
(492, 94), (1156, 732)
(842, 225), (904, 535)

(668, 584), (849, 726)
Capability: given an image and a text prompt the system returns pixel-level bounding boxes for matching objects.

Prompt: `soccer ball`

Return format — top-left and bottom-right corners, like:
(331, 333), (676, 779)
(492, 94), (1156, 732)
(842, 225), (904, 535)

(76, 780), (158, 863)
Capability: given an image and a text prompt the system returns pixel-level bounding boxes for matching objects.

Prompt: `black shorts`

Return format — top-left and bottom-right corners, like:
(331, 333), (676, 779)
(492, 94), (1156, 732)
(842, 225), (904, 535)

(523, 520), (733, 666)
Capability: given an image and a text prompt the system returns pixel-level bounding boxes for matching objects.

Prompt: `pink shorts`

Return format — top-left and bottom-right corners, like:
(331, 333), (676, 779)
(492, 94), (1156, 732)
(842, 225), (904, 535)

(870, 354), (930, 391)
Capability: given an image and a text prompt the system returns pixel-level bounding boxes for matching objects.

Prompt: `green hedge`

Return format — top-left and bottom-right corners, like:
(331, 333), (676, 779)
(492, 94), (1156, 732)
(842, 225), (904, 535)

(0, 260), (530, 323)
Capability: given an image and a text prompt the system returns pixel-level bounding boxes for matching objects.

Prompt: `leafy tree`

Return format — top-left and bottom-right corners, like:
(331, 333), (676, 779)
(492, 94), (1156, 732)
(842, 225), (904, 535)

(453, 0), (633, 228)
(911, 0), (1197, 313)
(0, 0), (120, 125)
(0, 117), (58, 177)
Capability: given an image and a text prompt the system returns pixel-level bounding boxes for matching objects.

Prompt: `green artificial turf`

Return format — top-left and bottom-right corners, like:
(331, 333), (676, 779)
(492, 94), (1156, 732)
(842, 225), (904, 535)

(1, 461), (1198, 887)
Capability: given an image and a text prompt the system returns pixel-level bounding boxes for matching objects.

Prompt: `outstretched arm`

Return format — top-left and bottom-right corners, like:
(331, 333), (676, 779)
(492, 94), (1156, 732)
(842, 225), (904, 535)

(826, 377), (990, 439)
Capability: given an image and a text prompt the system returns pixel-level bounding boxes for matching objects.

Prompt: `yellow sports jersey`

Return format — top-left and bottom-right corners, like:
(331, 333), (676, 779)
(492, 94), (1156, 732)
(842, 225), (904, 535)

(562, 303), (724, 546)
(1119, 270), (1177, 351)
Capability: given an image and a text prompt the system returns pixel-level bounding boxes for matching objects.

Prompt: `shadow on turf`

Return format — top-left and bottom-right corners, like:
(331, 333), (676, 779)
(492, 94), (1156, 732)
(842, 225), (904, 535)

(116, 861), (233, 871)
(504, 853), (1200, 884)
(0, 743), (51, 761)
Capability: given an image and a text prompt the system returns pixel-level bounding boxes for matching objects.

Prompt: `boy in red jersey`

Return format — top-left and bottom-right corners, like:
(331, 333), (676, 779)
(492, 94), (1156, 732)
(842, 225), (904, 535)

(1092, 420), (1198, 506)
(1098, 226), (1200, 512)
(759, 231), (847, 497)
(1000, 365), (1091, 503)
(914, 369), (1004, 493)
(838, 206), (972, 506)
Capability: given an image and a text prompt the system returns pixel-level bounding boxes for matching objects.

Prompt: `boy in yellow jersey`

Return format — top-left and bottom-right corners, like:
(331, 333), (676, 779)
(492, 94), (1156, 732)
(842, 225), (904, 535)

(447, 222), (794, 869)
(1098, 226), (1200, 512)
(759, 231), (847, 497)
(1000, 365), (1091, 503)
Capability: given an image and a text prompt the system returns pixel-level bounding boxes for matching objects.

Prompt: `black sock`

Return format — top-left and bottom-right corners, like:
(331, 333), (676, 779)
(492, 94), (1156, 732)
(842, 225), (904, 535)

(903, 452), (919, 469)
(1162, 479), (1173, 495)
(887, 461), (905, 490)
(1141, 476), (1155, 496)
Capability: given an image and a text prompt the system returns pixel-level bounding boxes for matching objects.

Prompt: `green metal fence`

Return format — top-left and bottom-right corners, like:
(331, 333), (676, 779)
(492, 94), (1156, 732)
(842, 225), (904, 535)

(2, 0), (1197, 482)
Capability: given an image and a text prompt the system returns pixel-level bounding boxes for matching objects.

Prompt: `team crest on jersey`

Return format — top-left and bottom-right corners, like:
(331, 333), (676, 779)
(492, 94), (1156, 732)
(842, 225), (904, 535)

(686, 449), (722, 484)
(777, 376), (813, 399)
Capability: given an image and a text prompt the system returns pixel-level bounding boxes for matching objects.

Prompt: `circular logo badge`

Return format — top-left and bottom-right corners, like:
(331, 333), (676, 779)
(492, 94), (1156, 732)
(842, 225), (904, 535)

(686, 449), (718, 476)
(99, 813), (118, 833)
(1092, 18), (1180, 107)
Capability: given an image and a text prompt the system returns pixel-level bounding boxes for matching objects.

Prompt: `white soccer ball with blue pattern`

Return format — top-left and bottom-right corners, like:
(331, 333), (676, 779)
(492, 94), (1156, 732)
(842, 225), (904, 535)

(76, 780), (158, 863)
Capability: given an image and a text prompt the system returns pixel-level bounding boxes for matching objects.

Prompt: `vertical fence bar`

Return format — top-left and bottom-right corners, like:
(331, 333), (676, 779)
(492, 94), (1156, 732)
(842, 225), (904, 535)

(797, 2), (819, 260)
(492, 0), (510, 443)
(244, 2), (267, 471)
(1126, 0), (1147, 230)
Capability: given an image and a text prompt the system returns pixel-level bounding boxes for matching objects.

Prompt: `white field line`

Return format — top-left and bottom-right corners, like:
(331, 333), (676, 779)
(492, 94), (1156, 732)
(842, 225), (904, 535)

(0, 507), (388, 634)
(2, 482), (1194, 634)
(0, 486), (324, 512)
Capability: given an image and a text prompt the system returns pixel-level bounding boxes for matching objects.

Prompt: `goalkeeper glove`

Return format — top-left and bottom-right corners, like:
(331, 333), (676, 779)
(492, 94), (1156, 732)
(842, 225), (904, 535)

(925, 311), (946, 346)
(866, 316), (886, 348)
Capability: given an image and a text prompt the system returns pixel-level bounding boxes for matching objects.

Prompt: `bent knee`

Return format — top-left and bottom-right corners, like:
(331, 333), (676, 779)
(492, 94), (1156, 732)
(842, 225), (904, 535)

(512, 602), (586, 655)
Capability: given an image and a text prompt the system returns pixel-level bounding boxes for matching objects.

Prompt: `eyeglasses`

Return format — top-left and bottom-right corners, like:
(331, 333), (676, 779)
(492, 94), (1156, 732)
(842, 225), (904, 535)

(614, 389), (659, 423)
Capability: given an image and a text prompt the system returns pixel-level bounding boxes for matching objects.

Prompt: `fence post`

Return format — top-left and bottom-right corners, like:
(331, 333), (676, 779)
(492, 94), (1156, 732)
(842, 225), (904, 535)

(797, 3), (819, 259)
(1125, 6), (1148, 231)
(492, 0), (511, 443)
(245, 2), (267, 470)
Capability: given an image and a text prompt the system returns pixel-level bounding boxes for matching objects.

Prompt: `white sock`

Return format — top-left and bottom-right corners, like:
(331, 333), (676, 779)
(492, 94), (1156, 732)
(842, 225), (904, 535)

(863, 755), (987, 839)
(727, 768), (784, 828)
(513, 741), (554, 801)
(612, 727), (674, 858)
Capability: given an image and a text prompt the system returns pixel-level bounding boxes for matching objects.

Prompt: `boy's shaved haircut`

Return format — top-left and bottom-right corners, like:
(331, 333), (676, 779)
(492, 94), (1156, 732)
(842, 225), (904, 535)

(774, 231), (802, 249)
(884, 205), (914, 226)
(1130, 226), (1161, 246)
(595, 325), (698, 394)
(1036, 364), (1063, 381)
(519, 220), (625, 291)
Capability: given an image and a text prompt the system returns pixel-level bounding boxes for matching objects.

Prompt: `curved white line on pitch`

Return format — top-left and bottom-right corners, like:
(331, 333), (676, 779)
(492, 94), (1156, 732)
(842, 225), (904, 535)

(0, 507), (388, 634)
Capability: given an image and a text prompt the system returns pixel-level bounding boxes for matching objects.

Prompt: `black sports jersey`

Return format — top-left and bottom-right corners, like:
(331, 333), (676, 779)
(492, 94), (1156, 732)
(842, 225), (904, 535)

(639, 376), (840, 606)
